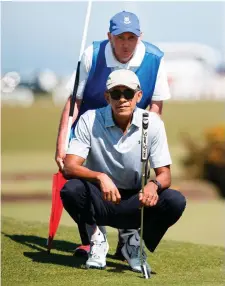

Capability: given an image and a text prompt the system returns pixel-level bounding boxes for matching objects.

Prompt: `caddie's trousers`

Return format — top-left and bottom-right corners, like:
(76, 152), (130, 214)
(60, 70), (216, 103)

(60, 179), (186, 252)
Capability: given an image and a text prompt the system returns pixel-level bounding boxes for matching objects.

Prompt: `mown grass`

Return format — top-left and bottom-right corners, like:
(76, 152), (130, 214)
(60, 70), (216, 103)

(2, 200), (225, 247)
(2, 217), (225, 286)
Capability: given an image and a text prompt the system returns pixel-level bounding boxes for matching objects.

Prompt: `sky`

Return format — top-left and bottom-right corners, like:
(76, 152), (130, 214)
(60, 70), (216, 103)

(1, 1), (225, 77)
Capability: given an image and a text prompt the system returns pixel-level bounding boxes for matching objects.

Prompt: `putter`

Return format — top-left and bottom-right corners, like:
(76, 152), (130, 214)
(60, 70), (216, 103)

(140, 112), (151, 279)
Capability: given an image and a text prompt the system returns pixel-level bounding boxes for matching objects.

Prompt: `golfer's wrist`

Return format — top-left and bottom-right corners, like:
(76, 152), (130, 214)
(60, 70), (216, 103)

(95, 172), (106, 184)
(147, 181), (158, 193)
(148, 180), (162, 193)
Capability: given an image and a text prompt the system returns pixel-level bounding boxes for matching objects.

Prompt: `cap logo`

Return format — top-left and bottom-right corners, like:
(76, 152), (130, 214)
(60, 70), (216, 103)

(124, 16), (131, 24)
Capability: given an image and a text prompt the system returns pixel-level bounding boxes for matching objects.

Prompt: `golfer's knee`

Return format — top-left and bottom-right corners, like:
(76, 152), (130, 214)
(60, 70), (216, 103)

(60, 179), (84, 201)
(167, 189), (186, 217)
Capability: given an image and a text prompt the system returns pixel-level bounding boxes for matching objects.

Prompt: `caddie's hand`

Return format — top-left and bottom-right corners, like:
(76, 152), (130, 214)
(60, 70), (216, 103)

(55, 151), (65, 172)
(97, 173), (121, 204)
(139, 182), (159, 207)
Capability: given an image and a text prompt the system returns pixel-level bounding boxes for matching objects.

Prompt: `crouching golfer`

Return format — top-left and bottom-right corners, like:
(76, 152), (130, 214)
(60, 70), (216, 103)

(61, 69), (186, 272)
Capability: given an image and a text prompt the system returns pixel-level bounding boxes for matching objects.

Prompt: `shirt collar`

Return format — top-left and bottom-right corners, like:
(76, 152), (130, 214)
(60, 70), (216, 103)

(105, 41), (145, 68)
(105, 105), (116, 127)
(131, 107), (142, 128)
(104, 105), (142, 129)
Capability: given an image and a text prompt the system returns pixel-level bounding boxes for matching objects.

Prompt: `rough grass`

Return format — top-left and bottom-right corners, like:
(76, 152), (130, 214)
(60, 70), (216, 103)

(2, 152), (56, 174)
(2, 100), (224, 152)
(162, 100), (224, 146)
(2, 217), (225, 286)
(2, 100), (224, 180)
(1, 180), (51, 194)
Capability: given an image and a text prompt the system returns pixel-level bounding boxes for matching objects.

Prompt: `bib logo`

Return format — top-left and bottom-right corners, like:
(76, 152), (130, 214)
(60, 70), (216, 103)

(124, 16), (131, 24)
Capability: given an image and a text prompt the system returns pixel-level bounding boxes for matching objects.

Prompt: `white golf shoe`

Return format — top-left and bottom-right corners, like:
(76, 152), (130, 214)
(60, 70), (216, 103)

(121, 231), (151, 273)
(86, 227), (109, 269)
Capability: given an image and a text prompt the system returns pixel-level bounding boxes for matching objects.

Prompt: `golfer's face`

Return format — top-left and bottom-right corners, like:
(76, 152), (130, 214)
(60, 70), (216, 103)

(107, 85), (142, 117)
(109, 32), (139, 63)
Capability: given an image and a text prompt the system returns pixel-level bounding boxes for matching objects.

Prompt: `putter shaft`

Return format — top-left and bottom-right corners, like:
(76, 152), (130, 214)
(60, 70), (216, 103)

(140, 161), (150, 279)
(140, 113), (150, 279)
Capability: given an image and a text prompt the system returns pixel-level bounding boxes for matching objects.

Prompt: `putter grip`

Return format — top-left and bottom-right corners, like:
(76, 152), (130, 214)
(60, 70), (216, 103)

(141, 113), (149, 162)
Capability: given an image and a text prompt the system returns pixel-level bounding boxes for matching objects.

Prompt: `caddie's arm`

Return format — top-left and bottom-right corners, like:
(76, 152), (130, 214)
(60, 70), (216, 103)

(55, 97), (82, 170)
(55, 46), (91, 171)
(149, 100), (163, 115)
(150, 58), (171, 116)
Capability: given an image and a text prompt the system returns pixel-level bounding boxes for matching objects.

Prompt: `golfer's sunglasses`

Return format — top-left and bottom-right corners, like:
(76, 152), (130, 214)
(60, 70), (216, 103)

(108, 88), (139, 100)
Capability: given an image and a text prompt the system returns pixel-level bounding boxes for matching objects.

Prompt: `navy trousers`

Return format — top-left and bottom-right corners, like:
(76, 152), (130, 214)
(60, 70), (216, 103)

(60, 179), (186, 252)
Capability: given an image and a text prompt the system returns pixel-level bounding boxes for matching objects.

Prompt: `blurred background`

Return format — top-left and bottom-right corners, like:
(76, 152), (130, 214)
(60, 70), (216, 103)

(1, 1), (225, 247)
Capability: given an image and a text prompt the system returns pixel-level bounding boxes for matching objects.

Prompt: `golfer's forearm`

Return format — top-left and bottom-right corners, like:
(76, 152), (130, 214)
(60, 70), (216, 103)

(155, 174), (171, 190)
(149, 167), (171, 191)
(63, 164), (102, 184)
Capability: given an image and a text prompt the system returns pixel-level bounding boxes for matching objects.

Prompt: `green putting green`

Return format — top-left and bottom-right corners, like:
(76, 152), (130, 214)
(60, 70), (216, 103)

(2, 217), (224, 286)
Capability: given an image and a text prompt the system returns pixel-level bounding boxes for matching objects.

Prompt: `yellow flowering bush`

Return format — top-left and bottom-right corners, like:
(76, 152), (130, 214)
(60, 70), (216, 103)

(181, 124), (225, 197)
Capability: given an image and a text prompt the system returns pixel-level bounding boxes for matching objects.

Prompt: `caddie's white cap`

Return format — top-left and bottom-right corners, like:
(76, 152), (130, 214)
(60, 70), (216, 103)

(106, 69), (141, 90)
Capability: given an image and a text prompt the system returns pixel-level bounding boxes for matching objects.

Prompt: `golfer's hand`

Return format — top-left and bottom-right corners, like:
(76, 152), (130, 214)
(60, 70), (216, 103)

(97, 173), (121, 204)
(55, 151), (65, 172)
(139, 183), (159, 207)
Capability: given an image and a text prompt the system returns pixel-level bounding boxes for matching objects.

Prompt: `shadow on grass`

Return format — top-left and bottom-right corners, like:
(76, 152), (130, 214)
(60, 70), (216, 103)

(2, 232), (76, 253)
(23, 250), (131, 272)
(2, 232), (133, 272)
(107, 253), (157, 275)
(24, 250), (87, 268)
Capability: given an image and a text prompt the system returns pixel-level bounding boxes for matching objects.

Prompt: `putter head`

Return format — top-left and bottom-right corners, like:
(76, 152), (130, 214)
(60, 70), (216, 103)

(141, 264), (151, 279)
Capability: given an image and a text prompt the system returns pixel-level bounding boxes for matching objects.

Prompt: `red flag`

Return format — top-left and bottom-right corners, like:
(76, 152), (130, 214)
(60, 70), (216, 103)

(47, 171), (67, 253)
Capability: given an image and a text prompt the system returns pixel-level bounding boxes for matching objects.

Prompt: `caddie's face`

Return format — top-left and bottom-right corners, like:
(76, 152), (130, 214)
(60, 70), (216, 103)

(105, 85), (142, 117)
(108, 32), (140, 63)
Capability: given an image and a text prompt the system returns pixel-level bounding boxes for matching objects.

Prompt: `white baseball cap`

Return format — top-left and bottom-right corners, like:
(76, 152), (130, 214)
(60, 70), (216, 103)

(106, 69), (141, 90)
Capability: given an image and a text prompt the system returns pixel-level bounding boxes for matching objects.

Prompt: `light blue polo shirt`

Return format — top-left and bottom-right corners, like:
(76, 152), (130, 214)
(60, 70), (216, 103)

(67, 106), (172, 190)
